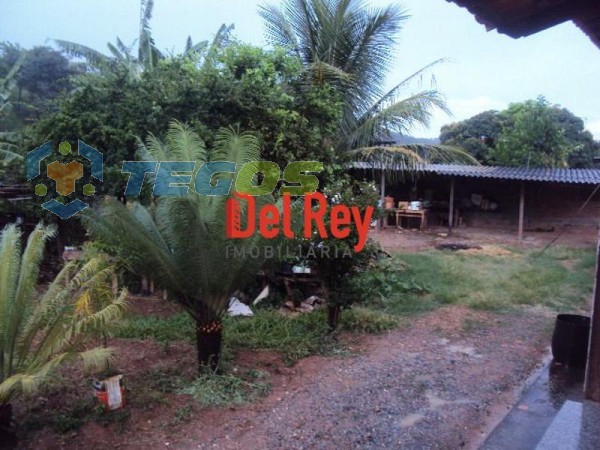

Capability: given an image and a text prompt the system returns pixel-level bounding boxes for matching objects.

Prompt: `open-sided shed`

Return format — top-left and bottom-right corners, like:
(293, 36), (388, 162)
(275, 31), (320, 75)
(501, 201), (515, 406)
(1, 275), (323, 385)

(355, 163), (600, 238)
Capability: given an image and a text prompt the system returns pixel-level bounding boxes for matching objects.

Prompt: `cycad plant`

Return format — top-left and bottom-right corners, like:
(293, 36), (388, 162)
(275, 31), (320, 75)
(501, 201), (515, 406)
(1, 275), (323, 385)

(82, 121), (273, 371)
(259, 0), (475, 168)
(0, 224), (127, 433)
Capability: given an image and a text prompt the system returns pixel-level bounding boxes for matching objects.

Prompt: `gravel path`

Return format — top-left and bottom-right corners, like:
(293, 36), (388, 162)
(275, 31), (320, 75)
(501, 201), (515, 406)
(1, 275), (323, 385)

(189, 306), (552, 450)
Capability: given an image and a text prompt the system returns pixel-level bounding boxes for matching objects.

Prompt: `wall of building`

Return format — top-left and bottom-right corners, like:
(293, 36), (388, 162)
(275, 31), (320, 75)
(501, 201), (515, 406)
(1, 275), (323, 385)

(377, 173), (600, 231)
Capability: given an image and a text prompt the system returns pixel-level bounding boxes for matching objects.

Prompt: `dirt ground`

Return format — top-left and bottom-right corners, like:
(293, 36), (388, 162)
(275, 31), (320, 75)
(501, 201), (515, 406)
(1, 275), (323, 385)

(13, 225), (594, 450)
(372, 224), (598, 254)
(17, 305), (555, 450)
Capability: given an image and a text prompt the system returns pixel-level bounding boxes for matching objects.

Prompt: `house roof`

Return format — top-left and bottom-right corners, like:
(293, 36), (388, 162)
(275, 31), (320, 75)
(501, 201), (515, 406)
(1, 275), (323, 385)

(447, 0), (600, 49)
(352, 163), (600, 185)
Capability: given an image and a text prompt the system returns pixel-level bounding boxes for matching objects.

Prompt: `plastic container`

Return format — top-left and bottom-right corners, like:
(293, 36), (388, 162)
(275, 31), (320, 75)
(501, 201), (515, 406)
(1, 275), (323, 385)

(551, 314), (590, 369)
(93, 375), (125, 411)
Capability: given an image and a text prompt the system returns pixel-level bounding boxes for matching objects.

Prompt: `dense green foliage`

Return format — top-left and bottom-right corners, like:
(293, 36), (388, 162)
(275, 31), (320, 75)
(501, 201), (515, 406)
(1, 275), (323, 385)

(440, 97), (599, 167)
(0, 42), (80, 132)
(30, 45), (341, 168)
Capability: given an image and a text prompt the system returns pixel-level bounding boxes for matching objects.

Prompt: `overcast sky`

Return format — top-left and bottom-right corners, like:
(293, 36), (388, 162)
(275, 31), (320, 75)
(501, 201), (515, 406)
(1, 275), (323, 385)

(1, 0), (599, 139)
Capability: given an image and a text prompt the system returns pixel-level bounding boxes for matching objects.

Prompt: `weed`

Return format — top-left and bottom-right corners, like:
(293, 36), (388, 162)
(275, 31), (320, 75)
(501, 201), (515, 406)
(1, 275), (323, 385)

(171, 403), (194, 425)
(180, 372), (271, 407)
(339, 307), (398, 333)
(113, 314), (194, 343)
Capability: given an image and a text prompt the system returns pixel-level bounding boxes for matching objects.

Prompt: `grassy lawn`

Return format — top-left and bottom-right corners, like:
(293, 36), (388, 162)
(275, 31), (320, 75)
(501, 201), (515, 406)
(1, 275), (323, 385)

(390, 246), (595, 312)
(114, 245), (596, 359)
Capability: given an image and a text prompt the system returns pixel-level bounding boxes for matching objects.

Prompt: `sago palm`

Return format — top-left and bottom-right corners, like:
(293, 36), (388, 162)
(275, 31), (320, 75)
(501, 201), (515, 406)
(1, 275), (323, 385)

(82, 121), (273, 371)
(0, 224), (127, 432)
(259, 0), (475, 168)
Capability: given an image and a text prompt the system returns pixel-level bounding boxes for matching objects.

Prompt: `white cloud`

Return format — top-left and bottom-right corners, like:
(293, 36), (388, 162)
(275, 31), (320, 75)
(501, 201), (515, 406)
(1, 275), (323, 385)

(447, 96), (507, 120)
(586, 119), (600, 140)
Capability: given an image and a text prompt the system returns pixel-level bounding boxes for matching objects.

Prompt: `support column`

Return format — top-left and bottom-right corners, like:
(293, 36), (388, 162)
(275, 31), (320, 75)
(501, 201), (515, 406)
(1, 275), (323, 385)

(585, 233), (600, 400)
(518, 182), (525, 241)
(380, 170), (386, 229)
(448, 178), (455, 235)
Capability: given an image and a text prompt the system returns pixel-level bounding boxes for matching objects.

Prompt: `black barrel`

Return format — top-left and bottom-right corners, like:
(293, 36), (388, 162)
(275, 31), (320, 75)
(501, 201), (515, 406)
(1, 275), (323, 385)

(551, 314), (591, 369)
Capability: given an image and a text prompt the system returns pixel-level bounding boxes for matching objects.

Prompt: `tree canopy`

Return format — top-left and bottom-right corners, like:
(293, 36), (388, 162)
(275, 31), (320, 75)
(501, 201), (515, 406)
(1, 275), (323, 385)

(30, 43), (341, 168)
(440, 97), (599, 168)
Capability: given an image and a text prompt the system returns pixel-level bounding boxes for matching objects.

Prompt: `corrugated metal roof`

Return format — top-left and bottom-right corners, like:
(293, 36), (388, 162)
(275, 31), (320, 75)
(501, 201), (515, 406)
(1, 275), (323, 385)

(352, 163), (600, 185)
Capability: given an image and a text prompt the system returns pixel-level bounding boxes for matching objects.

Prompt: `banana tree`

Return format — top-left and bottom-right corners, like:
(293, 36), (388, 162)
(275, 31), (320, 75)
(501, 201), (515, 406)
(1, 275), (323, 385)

(55, 0), (234, 76)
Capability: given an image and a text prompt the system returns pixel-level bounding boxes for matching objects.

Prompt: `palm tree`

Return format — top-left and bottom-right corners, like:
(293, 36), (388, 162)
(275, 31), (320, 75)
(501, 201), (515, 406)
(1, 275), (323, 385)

(259, 0), (475, 168)
(82, 121), (273, 371)
(0, 224), (127, 434)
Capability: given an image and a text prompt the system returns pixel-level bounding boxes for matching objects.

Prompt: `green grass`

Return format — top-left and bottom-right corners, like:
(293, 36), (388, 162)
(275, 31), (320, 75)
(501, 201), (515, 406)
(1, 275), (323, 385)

(114, 307), (398, 364)
(386, 246), (595, 313)
(113, 245), (595, 365)
(179, 369), (271, 407)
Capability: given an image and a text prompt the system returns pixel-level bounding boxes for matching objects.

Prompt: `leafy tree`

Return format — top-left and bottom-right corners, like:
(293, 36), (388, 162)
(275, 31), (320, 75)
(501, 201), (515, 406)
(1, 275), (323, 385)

(439, 110), (504, 163)
(82, 121), (273, 371)
(491, 98), (570, 168)
(551, 106), (599, 168)
(32, 44), (341, 167)
(440, 98), (599, 167)
(0, 51), (26, 163)
(302, 173), (381, 330)
(55, 0), (233, 77)
(0, 224), (127, 433)
(55, 0), (163, 75)
(0, 43), (80, 129)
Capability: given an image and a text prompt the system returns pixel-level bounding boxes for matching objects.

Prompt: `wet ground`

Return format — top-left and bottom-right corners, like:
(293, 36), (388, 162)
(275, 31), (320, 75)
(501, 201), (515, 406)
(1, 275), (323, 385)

(483, 361), (584, 449)
(483, 361), (600, 450)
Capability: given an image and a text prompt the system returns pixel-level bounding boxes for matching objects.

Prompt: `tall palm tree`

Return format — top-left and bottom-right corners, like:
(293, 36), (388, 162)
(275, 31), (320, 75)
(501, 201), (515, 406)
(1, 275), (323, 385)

(259, 0), (475, 168)
(82, 121), (273, 371)
(0, 224), (127, 433)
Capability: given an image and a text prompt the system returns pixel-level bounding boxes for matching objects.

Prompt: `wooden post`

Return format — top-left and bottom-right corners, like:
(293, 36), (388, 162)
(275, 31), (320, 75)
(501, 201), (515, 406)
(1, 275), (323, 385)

(585, 233), (600, 400)
(448, 178), (455, 235)
(380, 170), (386, 229)
(518, 182), (525, 241)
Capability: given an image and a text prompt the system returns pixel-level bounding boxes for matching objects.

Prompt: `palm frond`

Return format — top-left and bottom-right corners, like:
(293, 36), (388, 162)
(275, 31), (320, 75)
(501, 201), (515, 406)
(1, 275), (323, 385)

(348, 90), (449, 150)
(54, 39), (113, 69)
(0, 223), (125, 405)
(165, 121), (207, 163)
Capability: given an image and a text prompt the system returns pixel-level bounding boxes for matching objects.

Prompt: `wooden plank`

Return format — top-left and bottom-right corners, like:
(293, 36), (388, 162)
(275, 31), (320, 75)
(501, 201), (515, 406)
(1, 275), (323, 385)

(585, 232), (600, 400)
(518, 182), (525, 240)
